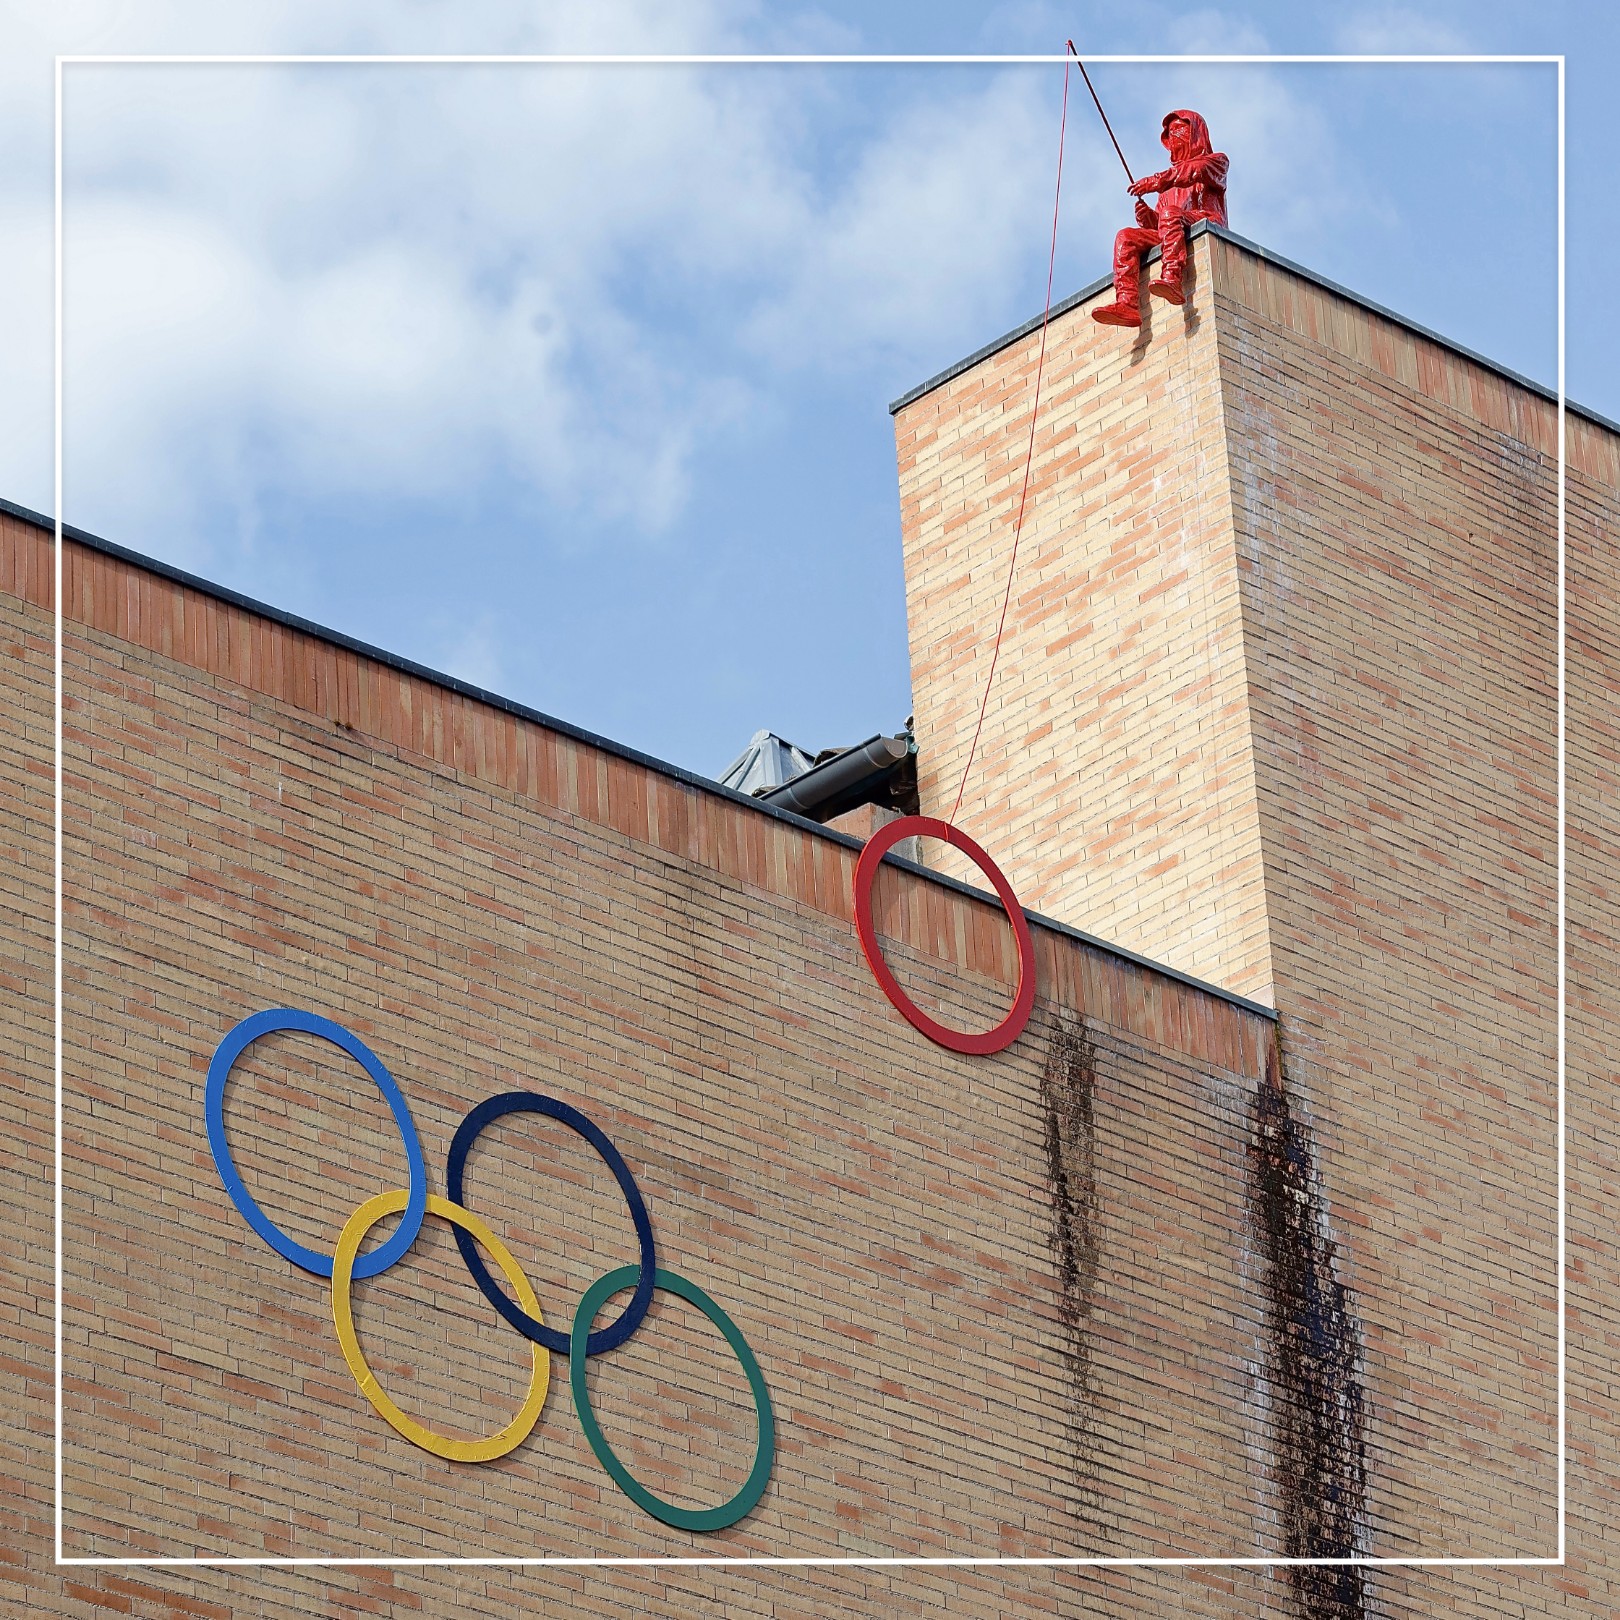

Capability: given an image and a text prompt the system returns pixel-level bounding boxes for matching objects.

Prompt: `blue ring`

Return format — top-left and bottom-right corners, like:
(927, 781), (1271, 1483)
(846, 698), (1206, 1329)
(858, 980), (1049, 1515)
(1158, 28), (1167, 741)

(204, 1008), (428, 1280)
(446, 1091), (656, 1357)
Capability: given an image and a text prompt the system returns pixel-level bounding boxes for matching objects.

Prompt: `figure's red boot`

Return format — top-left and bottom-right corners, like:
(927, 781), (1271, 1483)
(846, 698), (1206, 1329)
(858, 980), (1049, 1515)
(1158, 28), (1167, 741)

(1091, 301), (1141, 327)
(1148, 276), (1185, 305)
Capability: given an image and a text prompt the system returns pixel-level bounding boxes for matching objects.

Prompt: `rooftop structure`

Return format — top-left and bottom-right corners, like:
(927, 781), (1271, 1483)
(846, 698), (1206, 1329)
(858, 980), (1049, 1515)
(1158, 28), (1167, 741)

(717, 728), (817, 796)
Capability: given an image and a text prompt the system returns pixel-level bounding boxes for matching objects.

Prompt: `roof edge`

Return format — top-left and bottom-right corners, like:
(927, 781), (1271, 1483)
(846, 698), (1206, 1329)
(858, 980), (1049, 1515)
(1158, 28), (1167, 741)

(4, 494), (1278, 1024)
(889, 222), (1619, 438)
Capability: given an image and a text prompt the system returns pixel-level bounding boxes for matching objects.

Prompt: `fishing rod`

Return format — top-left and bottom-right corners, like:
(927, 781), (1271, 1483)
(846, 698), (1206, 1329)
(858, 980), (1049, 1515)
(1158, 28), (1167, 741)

(1066, 40), (1135, 185)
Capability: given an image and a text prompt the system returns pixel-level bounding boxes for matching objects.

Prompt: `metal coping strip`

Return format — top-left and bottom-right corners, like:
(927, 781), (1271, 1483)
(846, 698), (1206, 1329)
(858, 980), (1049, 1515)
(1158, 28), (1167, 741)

(12, 493), (1277, 1024)
(889, 221), (1619, 436)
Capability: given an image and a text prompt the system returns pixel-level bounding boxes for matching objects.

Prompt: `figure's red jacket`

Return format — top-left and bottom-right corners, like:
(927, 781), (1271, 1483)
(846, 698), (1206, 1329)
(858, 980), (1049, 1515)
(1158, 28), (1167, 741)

(1142, 109), (1228, 227)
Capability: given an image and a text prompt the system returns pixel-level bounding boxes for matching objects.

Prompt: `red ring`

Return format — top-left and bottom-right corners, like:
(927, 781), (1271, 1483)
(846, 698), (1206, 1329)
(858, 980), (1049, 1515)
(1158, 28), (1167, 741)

(852, 815), (1037, 1056)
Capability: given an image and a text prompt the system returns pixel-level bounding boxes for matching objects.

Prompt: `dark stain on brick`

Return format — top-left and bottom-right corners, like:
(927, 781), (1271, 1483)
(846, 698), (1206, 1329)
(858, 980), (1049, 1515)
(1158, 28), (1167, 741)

(1251, 1028), (1368, 1619)
(1039, 1014), (1102, 1520)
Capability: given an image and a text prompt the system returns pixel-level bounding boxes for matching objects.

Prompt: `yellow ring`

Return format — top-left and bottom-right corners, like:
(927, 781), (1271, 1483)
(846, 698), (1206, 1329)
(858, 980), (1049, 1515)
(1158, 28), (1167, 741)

(331, 1190), (550, 1463)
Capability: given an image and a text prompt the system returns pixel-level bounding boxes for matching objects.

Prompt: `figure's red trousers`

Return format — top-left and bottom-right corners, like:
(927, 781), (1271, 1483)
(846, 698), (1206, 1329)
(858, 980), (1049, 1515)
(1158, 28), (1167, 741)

(1110, 205), (1191, 308)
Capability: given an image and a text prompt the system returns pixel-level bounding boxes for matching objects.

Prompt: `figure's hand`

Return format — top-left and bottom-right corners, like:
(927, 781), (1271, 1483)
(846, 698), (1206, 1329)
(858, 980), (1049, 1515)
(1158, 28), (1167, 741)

(1127, 176), (1155, 198)
(1134, 199), (1157, 228)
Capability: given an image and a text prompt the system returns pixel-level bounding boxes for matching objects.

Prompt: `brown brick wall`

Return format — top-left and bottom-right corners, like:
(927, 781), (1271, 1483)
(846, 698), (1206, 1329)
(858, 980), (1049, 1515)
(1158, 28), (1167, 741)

(3, 514), (1338, 1615)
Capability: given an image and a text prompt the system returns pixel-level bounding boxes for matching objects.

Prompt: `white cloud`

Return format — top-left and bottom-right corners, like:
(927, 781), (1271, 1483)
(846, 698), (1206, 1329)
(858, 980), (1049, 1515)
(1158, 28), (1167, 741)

(0, 199), (53, 515)
(7, 0), (1385, 575)
(56, 54), (791, 559)
(1332, 8), (1474, 54)
(744, 70), (1079, 369)
(1154, 8), (1273, 54)
(62, 187), (732, 560)
(3, 0), (770, 541)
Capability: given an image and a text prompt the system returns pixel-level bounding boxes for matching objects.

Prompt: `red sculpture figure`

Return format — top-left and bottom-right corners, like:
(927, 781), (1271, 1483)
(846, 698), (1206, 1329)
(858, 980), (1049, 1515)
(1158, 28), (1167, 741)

(1092, 110), (1228, 328)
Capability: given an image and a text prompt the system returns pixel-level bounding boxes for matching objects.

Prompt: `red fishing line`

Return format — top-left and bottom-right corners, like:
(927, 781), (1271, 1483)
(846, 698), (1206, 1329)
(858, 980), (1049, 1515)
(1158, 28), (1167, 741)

(854, 50), (1078, 1056)
(948, 49), (1074, 827)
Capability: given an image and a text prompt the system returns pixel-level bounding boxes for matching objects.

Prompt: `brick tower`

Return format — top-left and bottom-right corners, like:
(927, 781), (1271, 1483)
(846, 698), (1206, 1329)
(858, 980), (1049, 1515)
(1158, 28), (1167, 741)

(896, 222), (1617, 1582)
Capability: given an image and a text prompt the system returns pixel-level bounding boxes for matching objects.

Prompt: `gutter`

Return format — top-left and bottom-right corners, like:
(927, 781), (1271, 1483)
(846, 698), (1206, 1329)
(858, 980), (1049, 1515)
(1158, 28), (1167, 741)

(760, 732), (915, 824)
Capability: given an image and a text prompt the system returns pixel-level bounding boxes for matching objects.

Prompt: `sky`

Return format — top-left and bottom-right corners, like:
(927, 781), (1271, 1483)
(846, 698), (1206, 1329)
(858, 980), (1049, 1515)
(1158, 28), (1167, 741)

(1, 2), (1611, 780)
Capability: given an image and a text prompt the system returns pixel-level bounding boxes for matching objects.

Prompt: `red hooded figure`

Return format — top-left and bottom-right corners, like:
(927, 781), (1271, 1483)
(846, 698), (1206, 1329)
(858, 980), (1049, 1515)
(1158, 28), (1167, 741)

(1092, 110), (1228, 328)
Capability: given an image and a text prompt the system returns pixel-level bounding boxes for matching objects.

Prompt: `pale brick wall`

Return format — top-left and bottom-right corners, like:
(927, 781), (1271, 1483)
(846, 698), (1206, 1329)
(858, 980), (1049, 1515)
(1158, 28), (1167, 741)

(895, 230), (1275, 1003)
(1212, 233), (1561, 1559)
(898, 225), (1619, 1615)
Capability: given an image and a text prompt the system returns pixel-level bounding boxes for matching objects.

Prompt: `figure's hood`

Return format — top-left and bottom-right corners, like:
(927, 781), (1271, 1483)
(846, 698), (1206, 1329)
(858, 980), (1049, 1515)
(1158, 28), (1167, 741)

(1161, 109), (1213, 157)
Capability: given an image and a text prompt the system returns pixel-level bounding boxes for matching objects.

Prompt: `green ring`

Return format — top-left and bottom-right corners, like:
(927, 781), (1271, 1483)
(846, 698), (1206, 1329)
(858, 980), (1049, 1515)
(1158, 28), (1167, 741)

(569, 1264), (775, 1533)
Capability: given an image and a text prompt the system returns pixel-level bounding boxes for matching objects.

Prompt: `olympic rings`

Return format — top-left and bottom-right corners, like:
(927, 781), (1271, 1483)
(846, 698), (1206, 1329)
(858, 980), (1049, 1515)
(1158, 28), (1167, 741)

(202, 1009), (774, 1534)
(333, 1189), (551, 1463)
(851, 815), (1037, 1055)
(571, 1265), (776, 1534)
(205, 1008), (428, 1279)
(446, 1091), (656, 1357)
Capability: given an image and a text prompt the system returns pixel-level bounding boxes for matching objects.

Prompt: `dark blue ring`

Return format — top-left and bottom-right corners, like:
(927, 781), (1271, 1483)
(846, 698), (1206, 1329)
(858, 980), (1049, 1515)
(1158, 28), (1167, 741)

(204, 1008), (428, 1280)
(446, 1091), (656, 1357)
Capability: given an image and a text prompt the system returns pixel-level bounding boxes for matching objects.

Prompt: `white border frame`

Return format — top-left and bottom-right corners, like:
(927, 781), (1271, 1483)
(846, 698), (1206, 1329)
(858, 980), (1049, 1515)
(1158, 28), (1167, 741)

(57, 47), (1561, 1568)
